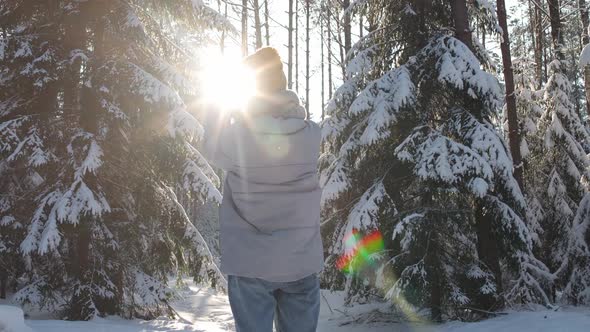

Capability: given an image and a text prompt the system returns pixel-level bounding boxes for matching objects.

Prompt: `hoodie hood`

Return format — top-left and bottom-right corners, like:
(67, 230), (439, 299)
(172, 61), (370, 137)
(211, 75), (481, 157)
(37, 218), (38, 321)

(246, 89), (306, 119)
(243, 90), (308, 134)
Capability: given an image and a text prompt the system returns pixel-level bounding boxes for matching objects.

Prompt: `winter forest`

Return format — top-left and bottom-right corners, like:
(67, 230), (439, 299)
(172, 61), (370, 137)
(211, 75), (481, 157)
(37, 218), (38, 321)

(1, 0), (590, 331)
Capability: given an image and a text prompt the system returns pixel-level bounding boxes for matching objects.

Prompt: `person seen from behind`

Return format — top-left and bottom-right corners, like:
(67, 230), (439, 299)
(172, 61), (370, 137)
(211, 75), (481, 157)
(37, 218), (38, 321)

(200, 47), (324, 332)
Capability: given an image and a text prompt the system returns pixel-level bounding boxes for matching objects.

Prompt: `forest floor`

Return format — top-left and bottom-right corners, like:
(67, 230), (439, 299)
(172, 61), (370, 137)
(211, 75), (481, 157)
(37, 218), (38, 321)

(1, 279), (590, 331)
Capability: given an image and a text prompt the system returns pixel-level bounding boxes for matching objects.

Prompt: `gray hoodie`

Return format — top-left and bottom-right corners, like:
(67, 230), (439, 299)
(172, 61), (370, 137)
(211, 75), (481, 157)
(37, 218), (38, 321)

(201, 90), (324, 282)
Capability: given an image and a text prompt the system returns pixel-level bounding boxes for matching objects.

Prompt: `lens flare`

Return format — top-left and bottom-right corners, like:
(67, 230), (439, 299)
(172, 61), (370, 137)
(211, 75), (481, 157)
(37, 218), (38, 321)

(199, 47), (256, 111)
(336, 229), (384, 275)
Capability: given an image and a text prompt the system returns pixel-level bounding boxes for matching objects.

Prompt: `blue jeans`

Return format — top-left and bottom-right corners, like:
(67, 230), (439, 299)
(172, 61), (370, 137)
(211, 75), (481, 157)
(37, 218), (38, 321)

(227, 273), (320, 332)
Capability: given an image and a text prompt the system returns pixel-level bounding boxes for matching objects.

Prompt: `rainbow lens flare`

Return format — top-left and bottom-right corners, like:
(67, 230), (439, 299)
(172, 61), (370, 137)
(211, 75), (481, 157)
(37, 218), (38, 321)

(336, 229), (384, 275)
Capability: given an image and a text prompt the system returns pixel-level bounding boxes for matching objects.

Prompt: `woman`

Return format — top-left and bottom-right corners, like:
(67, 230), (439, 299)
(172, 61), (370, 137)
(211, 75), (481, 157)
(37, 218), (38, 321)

(201, 47), (324, 332)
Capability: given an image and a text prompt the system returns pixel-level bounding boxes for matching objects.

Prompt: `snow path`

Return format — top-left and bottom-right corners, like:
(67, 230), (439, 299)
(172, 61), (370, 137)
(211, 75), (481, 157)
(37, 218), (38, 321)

(1, 281), (589, 331)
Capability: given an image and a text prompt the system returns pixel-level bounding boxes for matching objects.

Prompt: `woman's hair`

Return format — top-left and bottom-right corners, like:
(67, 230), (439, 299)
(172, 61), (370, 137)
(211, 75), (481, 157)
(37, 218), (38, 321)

(243, 47), (287, 94)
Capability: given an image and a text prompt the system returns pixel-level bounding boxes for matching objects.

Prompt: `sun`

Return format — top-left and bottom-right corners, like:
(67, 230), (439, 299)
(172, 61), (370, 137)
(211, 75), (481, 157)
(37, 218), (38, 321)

(199, 47), (256, 111)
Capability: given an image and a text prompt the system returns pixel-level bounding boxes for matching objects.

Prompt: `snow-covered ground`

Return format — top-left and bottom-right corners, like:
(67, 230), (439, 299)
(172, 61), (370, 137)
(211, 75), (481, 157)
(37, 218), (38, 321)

(1, 281), (589, 332)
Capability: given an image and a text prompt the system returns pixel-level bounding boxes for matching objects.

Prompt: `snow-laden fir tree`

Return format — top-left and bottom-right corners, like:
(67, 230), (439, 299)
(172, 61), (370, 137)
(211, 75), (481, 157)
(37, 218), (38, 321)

(0, 0), (231, 320)
(320, 0), (551, 320)
(527, 56), (590, 302)
(510, 57), (545, 245)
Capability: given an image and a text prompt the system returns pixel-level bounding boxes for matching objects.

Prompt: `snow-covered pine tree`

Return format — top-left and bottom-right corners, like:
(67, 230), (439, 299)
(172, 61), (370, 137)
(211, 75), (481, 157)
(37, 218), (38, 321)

(0, 0), (231, 320)
(510, 57), (545, 246)
(530, 56), (590, 305)
(557, 193), (590, 305)
(320, 0), (550, 320)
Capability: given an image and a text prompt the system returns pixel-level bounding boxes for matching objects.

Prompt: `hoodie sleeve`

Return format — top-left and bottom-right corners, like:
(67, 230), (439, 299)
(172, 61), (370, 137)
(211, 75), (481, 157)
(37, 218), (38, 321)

(200, 109), (236, 171)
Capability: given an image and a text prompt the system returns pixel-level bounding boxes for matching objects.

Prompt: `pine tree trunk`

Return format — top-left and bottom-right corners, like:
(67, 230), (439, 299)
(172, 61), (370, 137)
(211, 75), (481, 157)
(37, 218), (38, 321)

(497, 0), (524, 188)
(451, 0), (473, 51)
(481, 22), (486, 48)
(0, 270), (6, 299)
(241, 0), (248, 56)
(321, 10), (325, 118)
(63, 5), (86, 118)
(359, 12), (363, 38)
(547, 0), (564, 60)
(336, 17), (345, 79)
(295, 0), (299, 93)
(264, 0), (270, 45)
(426, 232), (442, 322)
(305, 0), (310, 116)
(534, 1), (544, 88)
(253, 0), (262, 49)
(327, 6), (333, 99)
(475, 202), (504, 310)
(221, 2), (227, 53)
(343, 0), (351, 55)
(579, 0), (590, 122)
(288, 0), (294, 89)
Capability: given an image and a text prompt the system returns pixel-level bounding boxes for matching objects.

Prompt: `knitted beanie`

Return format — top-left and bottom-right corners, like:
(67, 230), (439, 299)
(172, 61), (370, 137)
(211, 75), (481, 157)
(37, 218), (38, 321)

(243, 47), (287, 94)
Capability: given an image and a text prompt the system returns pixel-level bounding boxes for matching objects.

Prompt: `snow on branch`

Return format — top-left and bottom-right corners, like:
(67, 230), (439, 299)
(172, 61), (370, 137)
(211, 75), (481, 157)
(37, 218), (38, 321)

(349, 65), (416, 146)
(449, 109), (525, 209)
(167, 108), (204, 142)
(394, 126), (493, 195)
(320, 158), (351, 207)
(422, 36), (503, 110)
(124, 61), (185, 108)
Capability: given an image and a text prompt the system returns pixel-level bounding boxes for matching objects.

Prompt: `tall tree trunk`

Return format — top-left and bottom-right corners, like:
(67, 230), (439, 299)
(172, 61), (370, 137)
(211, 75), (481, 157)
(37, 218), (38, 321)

(579, 0), (590, 122)
(264, 0), (270, 45)
(241, 0), (248, 56)
(426, 232), (442, 322)
(253, 0), (262, 49)
(221, 1), (227, 53)
(305, 0), (310, 116)
(295, 0), (299, 93)
(451, 0), (473, 51)
(327, 5), (333, 99)
(475, 201), (504, 310)
(288, 0), (294, 89)
(534, 1), (544, 88)
(343, 0), (351, 55)
(336, 17), (345, 79)
(481, 21), (486, 48)
(547, 0), (564, 60)
(543, 29), (549, 80)
(0, 270), (6, 299)
(359, 12), (363, 38)
(497, 0), (524, 188)
(321, 9), (326, 119)
(69, 2), (106, 319)
(63, 10), (85, 117)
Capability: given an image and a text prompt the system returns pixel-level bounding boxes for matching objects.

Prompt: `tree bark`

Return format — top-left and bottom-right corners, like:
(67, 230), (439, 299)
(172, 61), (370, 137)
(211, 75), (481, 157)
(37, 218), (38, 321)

(305, 0), (310, 117)
(264, 0), (270, 45)
(497, 0), (524, 188)
(425, 232), (442, 322)
(295, 0), (300, 93)
(327, 5), (333, 99)
(547, 0), (564, 60)
(321, 8), (326, 119)
(221, 1), (227, 54)
(475, 201), (504, 310)
(534, 1), (544, 88)
(288, 0), (294, 89)
(451, 0), (473, 51)
(336, 17), (345, 79)
(359, 12), (363, 38)
(343, 0), (352, 55)
(579, 0), (590, 122)
(241, 0), (248, 56)
(253, 0), (262, 49)
(0, 270), (6, 299)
